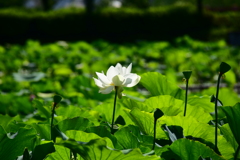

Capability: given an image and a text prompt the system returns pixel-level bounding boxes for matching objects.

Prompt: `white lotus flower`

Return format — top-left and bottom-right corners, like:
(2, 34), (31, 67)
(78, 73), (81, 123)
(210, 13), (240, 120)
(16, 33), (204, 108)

(93, 63), (141, 96)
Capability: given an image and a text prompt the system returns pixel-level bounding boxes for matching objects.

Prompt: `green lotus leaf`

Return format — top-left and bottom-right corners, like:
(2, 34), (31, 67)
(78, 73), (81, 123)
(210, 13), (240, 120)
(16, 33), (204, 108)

(32, 100), (51, 119)
(94, 102), (134, 126)
(114, 125), (155, 153)
(114, 126), (140, 149)
(140, 72), (184, 100)
(220, 123), (238, 151)
(160, 115), (234, 159)
(222, 103), (240, 145)
(127, 108), (168, 140)
(202, 87), (240, 107)
(45, 145), (70, 160)
(145, 95), (212, 123)
(170, 139), (225, 160)
(57, 117), (90, 132)
(56, 138), (160, 160)
(32, 123), (68, 142)
(56, 105), (83, 118)
(219, 124), (237, 159)
(85, 126), (121, 149)
(65, 130), (114, 148)
(121, 98), (150, 112)
(188, 95), (214, 113)
(0, 127), (37, 160)
(0, 114), (23, 132)
(32, 123), (51, 140)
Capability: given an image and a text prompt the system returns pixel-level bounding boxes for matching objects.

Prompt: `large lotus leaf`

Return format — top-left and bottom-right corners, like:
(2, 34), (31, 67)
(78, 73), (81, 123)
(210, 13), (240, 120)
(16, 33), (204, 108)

(219, 124), (237, 159)
(0, 127), (37, 160)
(154, 145), (170, 157)
(65, 130), (114, 148)
(56, 105), (100, 125)
(202, 87), (240, 106)
(57, 117), (90, 132)
(160, 115), (234, 159)
(218, 136), (235, 159)
(145, 95), (212, 123)
(32, 100), (51, 119)
(120, 125), (153, 145)
(220, 123), (238, 151)
(0, 115), (24, 133)
(85, 126), (121, 149)
(170, 139), (225, 160)
(57, 138), (160, 160)
(121, 98), (150, 112)
(188, 95), (214, 113)
(32, 123), (68, 142)
(45, 145), (70, 160)
(114, 126), (140, 149)
(114, 125), (155, 153)
(0, 126), (5, 141)
(222, 103), (240, 145)
(32, 123), (51, 140)
(127, 108), (168, 140)
(94, 102), (134, 125)
(140, 72), (184, 100)
(56, 105), (85, 118)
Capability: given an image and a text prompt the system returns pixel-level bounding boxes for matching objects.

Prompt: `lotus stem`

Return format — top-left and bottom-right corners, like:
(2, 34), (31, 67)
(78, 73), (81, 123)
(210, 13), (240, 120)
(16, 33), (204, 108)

(184, 79), (189, 117)
(50, 102), (57, 142)
(111, 86), (118, 134)
(152, 119), (157, 150)
(214, 73), (222, 152)
(234, 145), (240, 160)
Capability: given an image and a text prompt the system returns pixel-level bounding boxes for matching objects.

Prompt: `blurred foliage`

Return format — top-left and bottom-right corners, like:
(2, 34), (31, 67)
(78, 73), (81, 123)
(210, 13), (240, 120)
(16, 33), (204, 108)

(0, 4), (239, 44)
(0, 37), (239, 113)
(122, 0), (150, 9)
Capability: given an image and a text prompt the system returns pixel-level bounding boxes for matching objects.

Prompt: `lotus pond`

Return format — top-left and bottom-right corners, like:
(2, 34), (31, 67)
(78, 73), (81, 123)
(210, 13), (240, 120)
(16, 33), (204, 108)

(0, 36), (240, 160)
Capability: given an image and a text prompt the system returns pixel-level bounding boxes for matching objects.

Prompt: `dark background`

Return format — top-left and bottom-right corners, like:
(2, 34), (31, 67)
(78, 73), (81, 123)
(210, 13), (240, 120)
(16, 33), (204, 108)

(0, 0), (240, 45)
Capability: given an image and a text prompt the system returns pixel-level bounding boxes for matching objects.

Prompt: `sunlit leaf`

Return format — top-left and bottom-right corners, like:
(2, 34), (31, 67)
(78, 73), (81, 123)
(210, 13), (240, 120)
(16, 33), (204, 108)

(145, 95), (212, 123)
(140, 72), (184, 100)
(57, 138), (160, 160)
(115, 126), (140, 149)
(222, 103), (240, 145)
(45, 145), (70, 160)
(94, 102), (134, 125)
(85, 126), (121, 149)
(32, 123), (51, 140)
(170, 139), (225, 160)
(127, 108), (168, 140)
(188, 95), (214, 113)
(220, 123), (238, 151)
(160, 115), (234, 159)
(65, 130), (114, 148)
